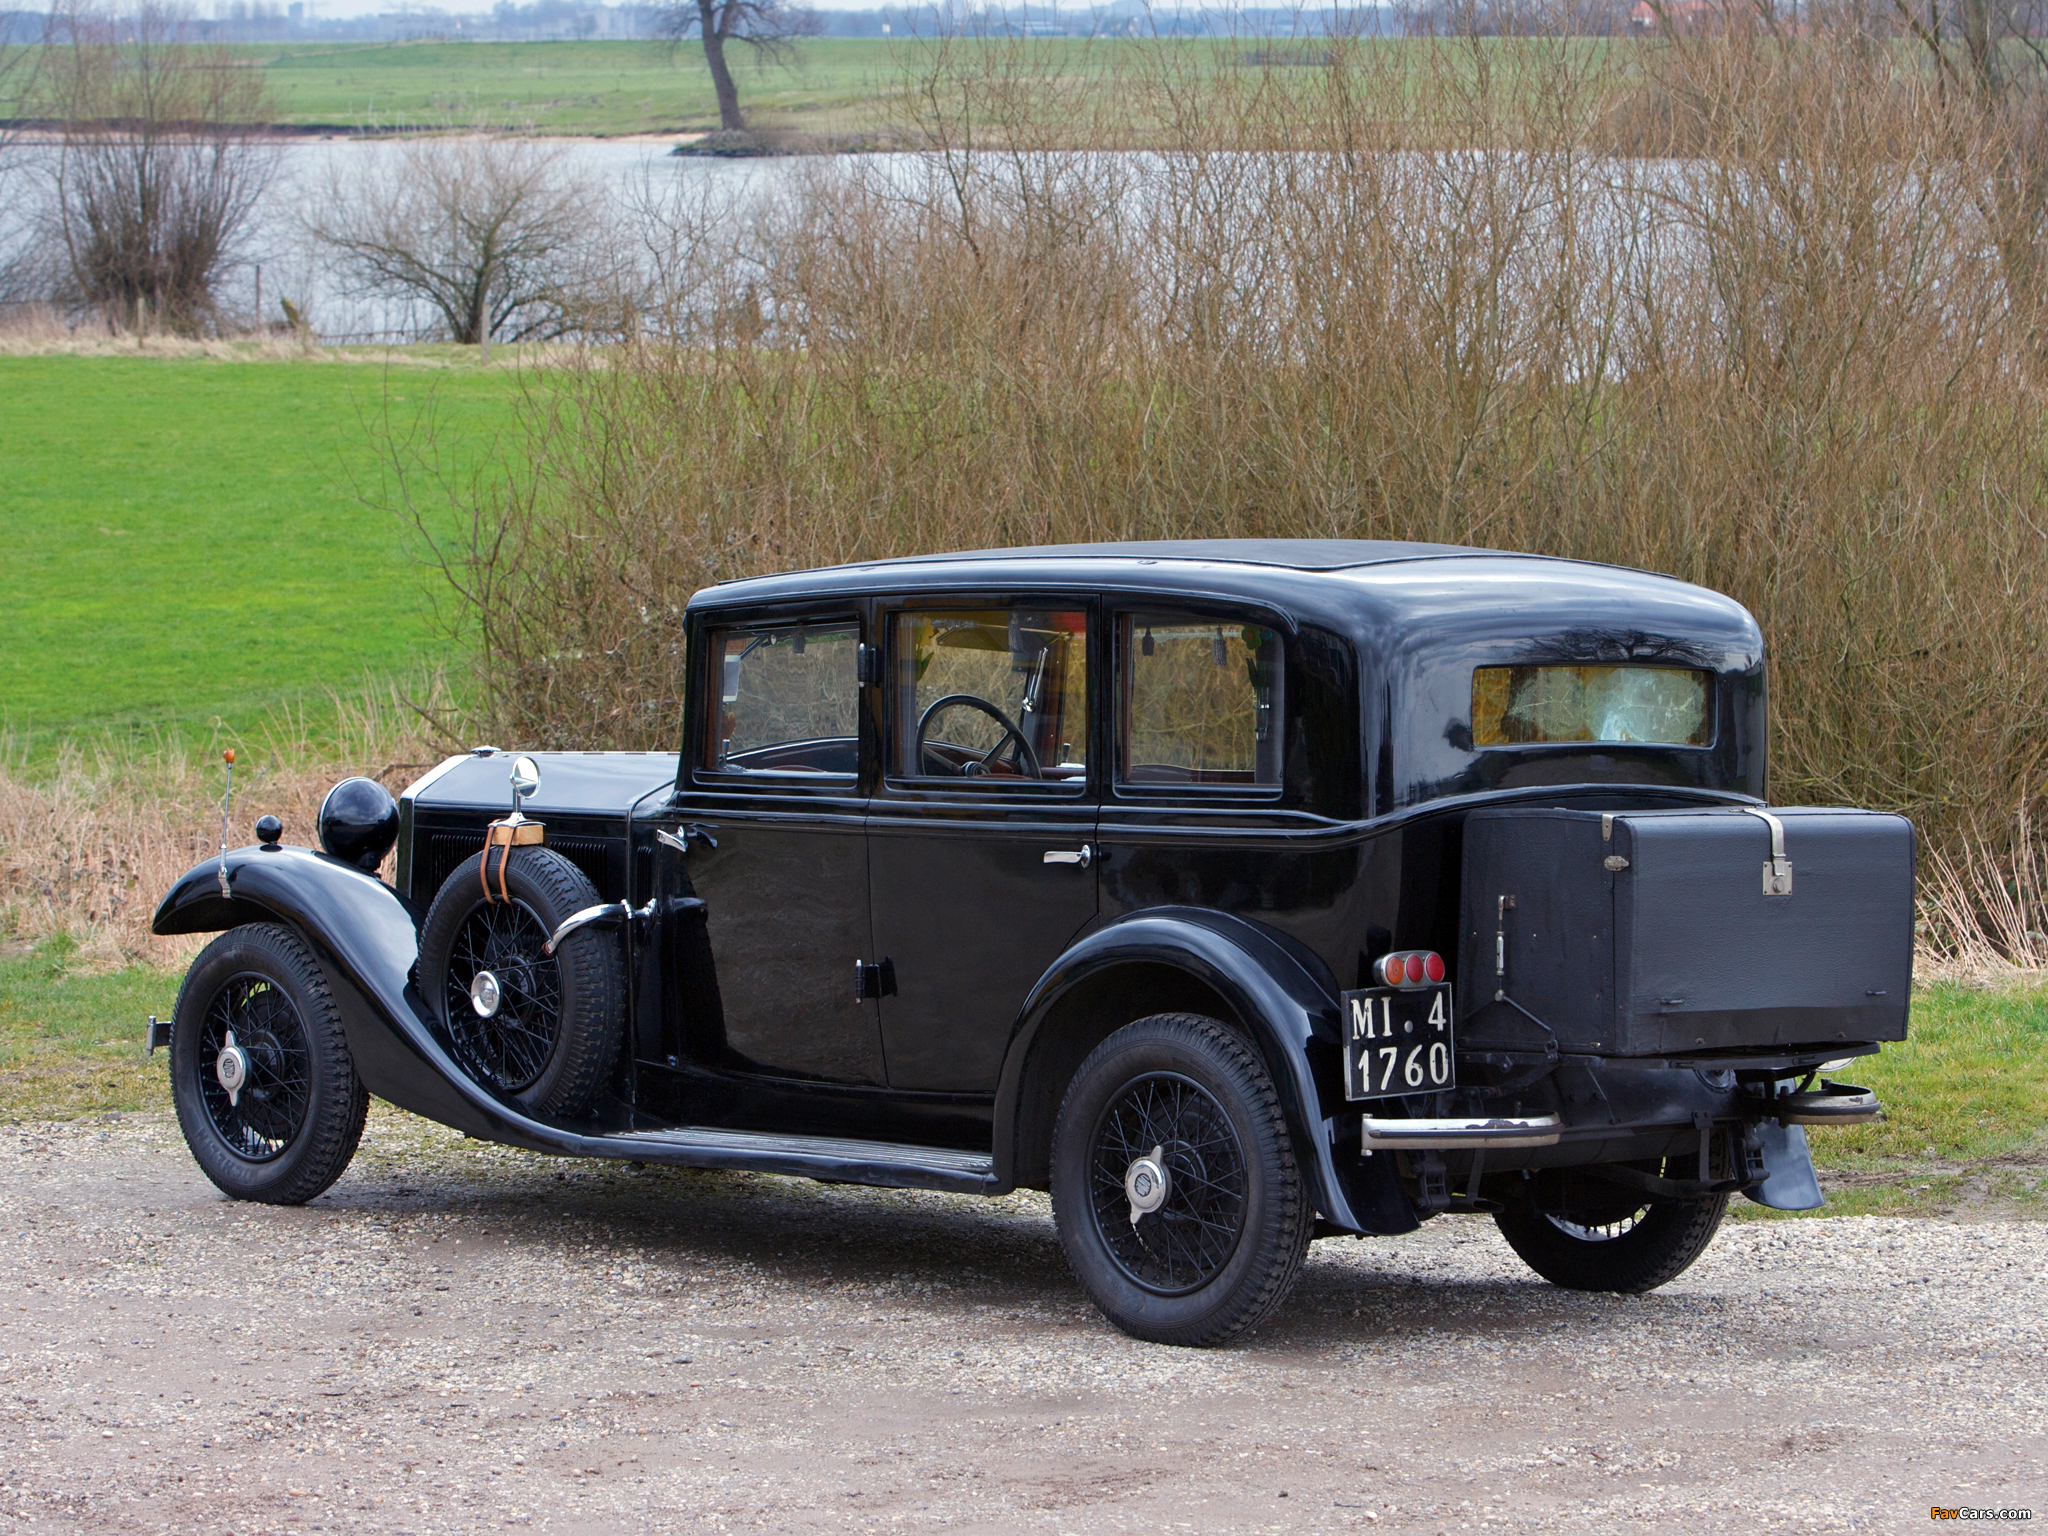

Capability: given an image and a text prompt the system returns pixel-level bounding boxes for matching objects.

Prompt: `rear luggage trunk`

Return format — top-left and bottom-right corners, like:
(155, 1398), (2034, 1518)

(1456, 806), (1914, 1058)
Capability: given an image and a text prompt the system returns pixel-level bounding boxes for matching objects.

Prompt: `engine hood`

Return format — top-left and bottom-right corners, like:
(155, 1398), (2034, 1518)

(404, 750), (680, 819)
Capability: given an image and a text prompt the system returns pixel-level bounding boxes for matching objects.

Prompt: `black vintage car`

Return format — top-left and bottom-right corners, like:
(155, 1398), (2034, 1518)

(152, 540), (1913, 1345)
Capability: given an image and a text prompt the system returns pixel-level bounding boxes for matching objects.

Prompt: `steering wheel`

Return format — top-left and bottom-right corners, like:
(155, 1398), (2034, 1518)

(914, 694), (1042, 779)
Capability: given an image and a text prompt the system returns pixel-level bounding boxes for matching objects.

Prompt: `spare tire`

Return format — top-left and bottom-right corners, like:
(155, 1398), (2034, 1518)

(418, 846), (625, 1121)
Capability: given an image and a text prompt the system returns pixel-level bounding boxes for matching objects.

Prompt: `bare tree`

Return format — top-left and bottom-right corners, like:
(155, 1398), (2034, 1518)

(310, 134), (632, 349)
(1887, 0), (2048, 356)
(655, 0), (821, 135)
(39, 2), (276, 333)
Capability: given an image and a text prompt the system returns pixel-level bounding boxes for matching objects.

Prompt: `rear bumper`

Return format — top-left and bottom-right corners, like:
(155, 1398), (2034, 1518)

(1362, 1114), (1562, 1149)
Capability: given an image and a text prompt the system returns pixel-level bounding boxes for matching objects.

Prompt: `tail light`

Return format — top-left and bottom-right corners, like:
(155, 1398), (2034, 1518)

(1374, 950), (1446, 989)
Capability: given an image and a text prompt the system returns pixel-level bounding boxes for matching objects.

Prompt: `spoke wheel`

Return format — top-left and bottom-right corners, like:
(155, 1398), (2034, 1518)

(1051, 1013), (1311, 1347)
(197, 972), (312, 1161)
(170, 923), (367, 1206)
(444, 900), (563, 1092)
(1088, 1072), (1248, 1296)
(1544, 1207), (1651, 1243)
(417, 847), (626, 1122)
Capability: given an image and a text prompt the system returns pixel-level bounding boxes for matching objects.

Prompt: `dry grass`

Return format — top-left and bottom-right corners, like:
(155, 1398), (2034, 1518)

(0, 681), (458, 964)
(0, 306), (586, 366)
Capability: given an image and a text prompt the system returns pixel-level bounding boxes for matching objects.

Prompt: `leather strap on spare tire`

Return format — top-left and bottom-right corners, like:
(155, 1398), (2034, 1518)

(480, 816), (545, 904)
(419, 845), (626, 1123)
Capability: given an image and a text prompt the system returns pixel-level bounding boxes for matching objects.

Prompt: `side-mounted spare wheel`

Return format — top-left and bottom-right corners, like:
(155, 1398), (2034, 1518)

(1050, 1013), (1313, 1347)
(418, 847), (626, 1121)
(170, 922), (369, 1205)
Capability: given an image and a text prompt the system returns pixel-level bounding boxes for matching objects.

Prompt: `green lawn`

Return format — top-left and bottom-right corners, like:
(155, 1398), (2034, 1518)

(0, 36), (1608, 139)
(1741, 982), (2048, 1219)
(0, 354), (530, 755)
(250, 38), (907, 136)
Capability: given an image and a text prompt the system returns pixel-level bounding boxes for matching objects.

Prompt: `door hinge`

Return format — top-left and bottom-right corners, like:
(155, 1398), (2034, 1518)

(853, 958), (897, 1000)
(855, 643), (884, 688)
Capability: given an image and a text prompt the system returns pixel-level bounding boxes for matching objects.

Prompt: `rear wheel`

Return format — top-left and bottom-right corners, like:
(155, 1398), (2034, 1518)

(1050, 1014), (1311, 1346)
(169, 923), (368, 1205)
(1494, 1179), (1728, 1293)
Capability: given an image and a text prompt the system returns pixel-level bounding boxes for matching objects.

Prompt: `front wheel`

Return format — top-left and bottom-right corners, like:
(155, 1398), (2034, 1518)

(169, 923), (368, 1205)
(1050, 1013), (1312, 1347)
(1494, 1182), (1728, 1294)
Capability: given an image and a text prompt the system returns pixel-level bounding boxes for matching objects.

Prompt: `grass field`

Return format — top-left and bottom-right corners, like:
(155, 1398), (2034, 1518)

(249, 38), (911, 136)
(0, 36), (1535, 139)
(0, 352), (530, 756)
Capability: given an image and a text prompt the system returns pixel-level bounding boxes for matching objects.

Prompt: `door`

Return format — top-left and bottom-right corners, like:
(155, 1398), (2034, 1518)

(867, 601), (1101, 1093)
(663, 613), (884, 1085)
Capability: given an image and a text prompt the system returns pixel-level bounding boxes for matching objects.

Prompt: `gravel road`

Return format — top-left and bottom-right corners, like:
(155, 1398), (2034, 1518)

(1, 1106), (2041, 1535)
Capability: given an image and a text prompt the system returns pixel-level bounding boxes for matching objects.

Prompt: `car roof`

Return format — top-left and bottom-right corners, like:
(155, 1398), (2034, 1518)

(693, 539), (1501, 609)
(686, 541), (1760, 661)
(861, 539), (1476, 572)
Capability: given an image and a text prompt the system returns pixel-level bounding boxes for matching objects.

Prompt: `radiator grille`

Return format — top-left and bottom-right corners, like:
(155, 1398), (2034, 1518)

(419, 831), (615, 902)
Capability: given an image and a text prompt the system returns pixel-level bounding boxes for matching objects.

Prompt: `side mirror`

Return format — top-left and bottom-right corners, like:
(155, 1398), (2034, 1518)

(510, 754), (542, 804)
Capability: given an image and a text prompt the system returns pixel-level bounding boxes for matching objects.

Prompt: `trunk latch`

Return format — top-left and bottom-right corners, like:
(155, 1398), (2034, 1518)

(1746, 808), (1794, 896)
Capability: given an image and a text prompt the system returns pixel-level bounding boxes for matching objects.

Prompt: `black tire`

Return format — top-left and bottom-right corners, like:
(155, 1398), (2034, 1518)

(1494, 1184), (1729, 1293)
(1050, 1013), (1312, 1347)
(169, 923), (368, 1205)
(418, 847), (625, 1121)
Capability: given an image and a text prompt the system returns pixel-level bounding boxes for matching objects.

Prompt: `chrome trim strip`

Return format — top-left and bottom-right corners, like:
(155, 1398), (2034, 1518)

(1362, 1113), (1563, 1150)
(400, 752), (470, 805)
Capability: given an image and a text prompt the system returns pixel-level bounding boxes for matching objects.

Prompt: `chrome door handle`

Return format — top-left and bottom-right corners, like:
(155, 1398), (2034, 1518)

(1044, 845), (1093, 868)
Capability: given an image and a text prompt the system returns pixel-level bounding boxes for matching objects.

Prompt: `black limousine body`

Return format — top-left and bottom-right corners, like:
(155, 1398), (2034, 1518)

(153, 540), (1912, 1345)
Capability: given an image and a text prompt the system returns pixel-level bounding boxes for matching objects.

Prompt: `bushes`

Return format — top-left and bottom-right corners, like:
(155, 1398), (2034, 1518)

(424, 25), (2048, 877)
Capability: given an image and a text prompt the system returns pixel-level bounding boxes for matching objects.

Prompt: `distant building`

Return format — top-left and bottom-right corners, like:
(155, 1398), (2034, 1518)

(1629, 0), (1726, 33)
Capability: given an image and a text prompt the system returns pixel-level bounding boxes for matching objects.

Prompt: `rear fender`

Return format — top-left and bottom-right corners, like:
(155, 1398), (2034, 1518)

(994, 907), (1418, 1236)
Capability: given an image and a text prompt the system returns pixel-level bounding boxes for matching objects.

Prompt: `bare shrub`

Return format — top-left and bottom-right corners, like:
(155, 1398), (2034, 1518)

(36, 1), (277, 334)
(309, 134), (637, 350)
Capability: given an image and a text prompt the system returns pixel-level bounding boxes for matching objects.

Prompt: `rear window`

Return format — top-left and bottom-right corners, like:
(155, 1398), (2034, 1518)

(1472, 665), (1711, 748)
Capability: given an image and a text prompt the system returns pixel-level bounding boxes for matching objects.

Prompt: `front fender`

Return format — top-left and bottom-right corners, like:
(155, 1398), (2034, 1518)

(154, 846), (544, 1144)
(995, 907), (1418, 1236)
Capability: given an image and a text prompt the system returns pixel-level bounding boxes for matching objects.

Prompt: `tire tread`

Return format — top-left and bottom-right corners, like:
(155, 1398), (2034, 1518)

(1494, 1189), (1728, 1293)
(1052, 1012), (1312, 1347)
(171, 923), (367, 1206)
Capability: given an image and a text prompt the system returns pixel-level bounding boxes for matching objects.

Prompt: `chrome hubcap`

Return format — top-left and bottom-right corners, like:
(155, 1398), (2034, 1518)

(470, 970), (502, 1019)
(1124, 1145), (1169, 1227)
(215, 1031), (249, 1107)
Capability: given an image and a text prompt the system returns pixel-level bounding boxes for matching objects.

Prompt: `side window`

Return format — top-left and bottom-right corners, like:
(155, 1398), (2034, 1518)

(1120, 613), (1284, 789)
(703, 620), (860, 778)
(889, 607), (1089, 784)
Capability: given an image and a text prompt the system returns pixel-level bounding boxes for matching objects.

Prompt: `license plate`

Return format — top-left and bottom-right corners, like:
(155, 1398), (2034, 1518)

(1342, 984), (1455, 1101)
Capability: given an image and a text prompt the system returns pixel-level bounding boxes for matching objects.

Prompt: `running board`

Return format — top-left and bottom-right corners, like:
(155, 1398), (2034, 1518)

(590, 1126), (1002, 1195)
(1362, 1113), (1563, 1150)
